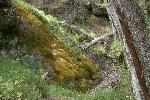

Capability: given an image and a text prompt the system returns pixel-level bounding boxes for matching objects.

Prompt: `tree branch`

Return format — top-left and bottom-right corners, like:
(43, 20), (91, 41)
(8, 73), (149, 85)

(80, 32), (113, 50)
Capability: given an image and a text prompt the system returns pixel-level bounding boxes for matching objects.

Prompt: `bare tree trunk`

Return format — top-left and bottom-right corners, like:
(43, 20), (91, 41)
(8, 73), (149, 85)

(104, 0), (122, 42)
(104, 0), (150, 99)
(104, 0), (144, 99)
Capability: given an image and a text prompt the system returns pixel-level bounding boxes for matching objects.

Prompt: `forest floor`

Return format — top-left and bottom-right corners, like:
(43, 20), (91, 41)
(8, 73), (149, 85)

(0, 0), (134, 99)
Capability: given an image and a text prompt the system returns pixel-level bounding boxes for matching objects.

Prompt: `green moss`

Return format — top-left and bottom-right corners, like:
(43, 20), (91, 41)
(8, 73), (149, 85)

(110, 41), (123, 58)
(90, 43), (106, 55)
(0, 58), (47, 99)
(0, 57), (133, 100)
(15, 5), (101, 91)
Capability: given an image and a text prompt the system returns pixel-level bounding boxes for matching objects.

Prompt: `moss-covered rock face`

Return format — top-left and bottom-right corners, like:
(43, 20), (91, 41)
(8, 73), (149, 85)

(15, 5), (101, 91)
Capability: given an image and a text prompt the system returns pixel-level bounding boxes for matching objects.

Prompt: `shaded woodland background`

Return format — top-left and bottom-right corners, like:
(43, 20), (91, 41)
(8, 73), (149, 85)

(0, 0), (150, 100)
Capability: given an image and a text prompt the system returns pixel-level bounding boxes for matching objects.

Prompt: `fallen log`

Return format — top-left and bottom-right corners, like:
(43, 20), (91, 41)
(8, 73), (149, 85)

(80, 32), (113, 50)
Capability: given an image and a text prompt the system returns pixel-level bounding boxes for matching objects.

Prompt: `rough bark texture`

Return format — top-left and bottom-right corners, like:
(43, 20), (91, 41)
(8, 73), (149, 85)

(104, 0), (143, 99)
(104, 0), (150, 99)
(104, 0), (122, 41)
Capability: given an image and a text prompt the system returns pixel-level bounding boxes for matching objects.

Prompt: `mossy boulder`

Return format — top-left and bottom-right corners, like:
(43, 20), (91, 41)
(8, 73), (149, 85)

(15, 5), (101, 91)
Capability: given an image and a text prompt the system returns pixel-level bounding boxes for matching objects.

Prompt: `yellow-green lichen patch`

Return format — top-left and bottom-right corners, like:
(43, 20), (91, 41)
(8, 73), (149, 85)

(15, 5), (101, 91)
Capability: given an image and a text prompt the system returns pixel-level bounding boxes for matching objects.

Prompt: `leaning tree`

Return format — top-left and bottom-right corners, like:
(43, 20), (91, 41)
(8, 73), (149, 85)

(104, 0), (150, 100)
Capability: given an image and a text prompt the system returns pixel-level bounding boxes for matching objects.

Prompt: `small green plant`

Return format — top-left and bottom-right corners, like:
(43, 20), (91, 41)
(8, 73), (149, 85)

(23, 55), (40, 70)
(110, 41), (123, 58)
(8, 37), (18, 49)
(84, 15), (92, 24)
(72, 34), (80, 42)
(90, 43), (106, 55)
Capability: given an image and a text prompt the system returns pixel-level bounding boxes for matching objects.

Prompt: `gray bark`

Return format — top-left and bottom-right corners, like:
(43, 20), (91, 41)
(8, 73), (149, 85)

(104, 0), (150, 99)
(104, 0), (122, 42)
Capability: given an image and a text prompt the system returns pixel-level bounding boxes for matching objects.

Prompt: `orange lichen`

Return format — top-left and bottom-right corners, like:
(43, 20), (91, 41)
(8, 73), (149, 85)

(15, 5), (101, 90)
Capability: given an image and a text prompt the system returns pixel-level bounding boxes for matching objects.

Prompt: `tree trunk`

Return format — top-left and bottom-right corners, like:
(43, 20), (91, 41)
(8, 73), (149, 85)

(104, 0), (150, 99)
(104, 0), (122, 42)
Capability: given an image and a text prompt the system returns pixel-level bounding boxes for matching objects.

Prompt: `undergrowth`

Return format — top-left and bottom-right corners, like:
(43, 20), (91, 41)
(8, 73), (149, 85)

(0, 57), (47, 99)
(0, 57), (132, 100)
